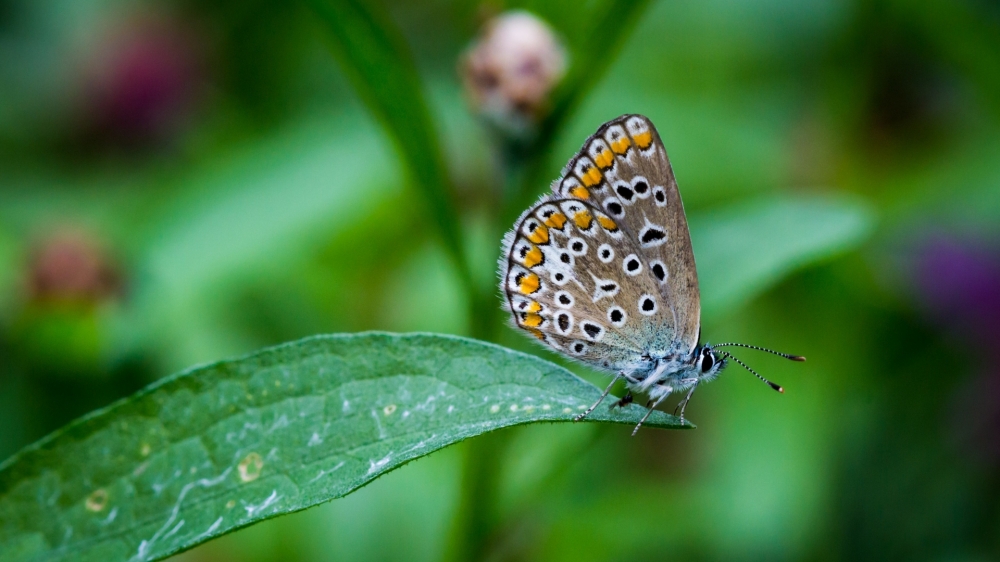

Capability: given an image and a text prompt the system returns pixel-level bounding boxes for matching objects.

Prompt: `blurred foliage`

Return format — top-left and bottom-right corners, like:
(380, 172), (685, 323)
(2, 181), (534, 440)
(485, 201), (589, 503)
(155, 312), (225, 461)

(0, 0), (998, 560)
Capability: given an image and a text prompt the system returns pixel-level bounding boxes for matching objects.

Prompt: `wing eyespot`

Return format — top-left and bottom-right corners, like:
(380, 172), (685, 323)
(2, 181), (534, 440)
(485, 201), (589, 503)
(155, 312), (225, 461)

(580, 321), (605, 342)
(597, 243), (615, 263)
(567, 237), (588, 256)
(622, 254), (643, 276)
(607, 306), (627, 327)
(614, 183), (635, 203)
(554, 311), (574, 335)
(638, 294), (658, 316)
(650, 260), (668, 283)
(631, 176), (651, 199)
(652, 185), (668, 207)
(555, 290), (575, 308)
(603, 197), (625, 217)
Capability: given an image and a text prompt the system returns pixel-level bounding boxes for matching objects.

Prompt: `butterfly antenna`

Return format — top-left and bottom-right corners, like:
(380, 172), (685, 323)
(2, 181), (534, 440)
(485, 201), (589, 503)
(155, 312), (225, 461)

(712, 342), (805, 362)
(715, 350), (784, 393)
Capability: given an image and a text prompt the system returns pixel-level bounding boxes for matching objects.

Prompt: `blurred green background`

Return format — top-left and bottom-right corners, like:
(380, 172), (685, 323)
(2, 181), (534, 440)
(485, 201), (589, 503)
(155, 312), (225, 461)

(2, 0), (999, 560)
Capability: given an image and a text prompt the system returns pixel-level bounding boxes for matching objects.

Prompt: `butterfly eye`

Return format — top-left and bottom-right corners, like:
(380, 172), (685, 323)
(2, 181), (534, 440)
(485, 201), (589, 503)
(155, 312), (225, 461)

(700, 351), (715, 373)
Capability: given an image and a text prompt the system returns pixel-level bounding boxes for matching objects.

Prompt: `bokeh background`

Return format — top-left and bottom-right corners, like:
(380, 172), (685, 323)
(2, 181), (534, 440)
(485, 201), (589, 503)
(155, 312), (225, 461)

(2, 0), (999, 560)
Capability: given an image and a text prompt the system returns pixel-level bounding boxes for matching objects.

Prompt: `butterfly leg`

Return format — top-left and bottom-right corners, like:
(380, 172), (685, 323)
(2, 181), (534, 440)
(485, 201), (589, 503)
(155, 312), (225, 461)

(575, 373), (623, 422)
(632, 390), (671, 436)
(611, 391), (633, 409)
(673, 381), (699, 424)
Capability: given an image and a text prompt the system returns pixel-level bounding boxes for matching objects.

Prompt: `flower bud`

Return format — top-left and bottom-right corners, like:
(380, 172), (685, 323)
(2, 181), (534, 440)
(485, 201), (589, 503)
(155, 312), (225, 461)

(27, 229), (122, 304)
(460, 11), (566, 138)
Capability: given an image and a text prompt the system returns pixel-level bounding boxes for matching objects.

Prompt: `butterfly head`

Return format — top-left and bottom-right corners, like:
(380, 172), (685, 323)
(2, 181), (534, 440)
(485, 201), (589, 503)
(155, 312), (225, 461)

(695, 345), (725, 383)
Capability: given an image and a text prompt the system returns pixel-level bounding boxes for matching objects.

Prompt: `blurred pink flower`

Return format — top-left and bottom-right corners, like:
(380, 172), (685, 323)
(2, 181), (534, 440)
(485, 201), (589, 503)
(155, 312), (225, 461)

(912, 235), (1000, 464)
(83, 14), (204, 146)
(912, 236), (1000, 348)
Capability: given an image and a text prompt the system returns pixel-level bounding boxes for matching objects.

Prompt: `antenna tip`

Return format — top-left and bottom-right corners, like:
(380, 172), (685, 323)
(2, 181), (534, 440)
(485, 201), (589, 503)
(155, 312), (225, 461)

(789, 355), (806, 362)
(777, 386), (785, 394)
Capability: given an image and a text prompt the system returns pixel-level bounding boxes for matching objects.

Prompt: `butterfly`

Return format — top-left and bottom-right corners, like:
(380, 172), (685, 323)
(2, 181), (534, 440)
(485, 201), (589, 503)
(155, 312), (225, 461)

(499, 114), (804, 434)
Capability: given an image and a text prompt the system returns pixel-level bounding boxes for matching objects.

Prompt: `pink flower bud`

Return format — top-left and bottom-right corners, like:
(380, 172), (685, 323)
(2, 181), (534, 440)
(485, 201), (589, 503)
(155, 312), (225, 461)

(460, 11), (566, 137)
(27, 229), (122, 304)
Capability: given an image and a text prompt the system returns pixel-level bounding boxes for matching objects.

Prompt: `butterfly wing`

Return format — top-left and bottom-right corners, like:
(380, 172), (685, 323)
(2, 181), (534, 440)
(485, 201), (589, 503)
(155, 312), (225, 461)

(549, 114), (701, 354)
(499, 195), (667, 373)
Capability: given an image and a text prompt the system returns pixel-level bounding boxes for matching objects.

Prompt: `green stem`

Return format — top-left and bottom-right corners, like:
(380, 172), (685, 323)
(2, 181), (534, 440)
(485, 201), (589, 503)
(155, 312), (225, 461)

(444, 430), (513, 562)
(449, 2), (656, 557)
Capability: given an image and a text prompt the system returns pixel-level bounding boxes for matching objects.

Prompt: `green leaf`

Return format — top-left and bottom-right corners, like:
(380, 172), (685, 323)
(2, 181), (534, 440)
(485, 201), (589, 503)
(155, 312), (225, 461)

(304, 0), (471, 289)
(692, 193), (876, 317)
(0, 333), (685, 562)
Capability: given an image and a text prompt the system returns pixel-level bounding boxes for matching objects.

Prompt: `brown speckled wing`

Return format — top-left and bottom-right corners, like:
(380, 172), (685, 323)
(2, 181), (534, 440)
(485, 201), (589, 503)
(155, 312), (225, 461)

(500, 114), (702, 369)
(548, 114), (701, 354)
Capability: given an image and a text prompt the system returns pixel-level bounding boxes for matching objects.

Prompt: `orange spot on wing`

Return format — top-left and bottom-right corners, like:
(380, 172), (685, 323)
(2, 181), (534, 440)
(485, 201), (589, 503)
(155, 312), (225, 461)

(573, 209), (593, 230)
(526, 225), (549, 244)
(528, 328), (545, 340)
(544, 212), (567, 229)
(522, 313), (543, 328)
(570, 186), (590, 199)
(519, 272), (540, 294)
(633, 131), (652, 149)
(524, 300), (542, 313)
(598, 215), (618, 232)
(611, 137), (631, 154)
(594, 149), (614, 169)
(581, 166), (603, 187)
(522, 244), (543, 267)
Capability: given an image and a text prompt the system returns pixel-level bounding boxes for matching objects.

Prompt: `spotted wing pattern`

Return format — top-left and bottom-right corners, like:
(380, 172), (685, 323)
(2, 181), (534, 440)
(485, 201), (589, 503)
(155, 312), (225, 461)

(500, 196), (666, 373)
(500, 115), (700, 372)
(548, 114), (700, 354)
